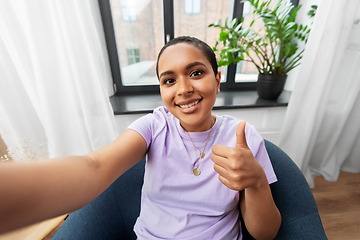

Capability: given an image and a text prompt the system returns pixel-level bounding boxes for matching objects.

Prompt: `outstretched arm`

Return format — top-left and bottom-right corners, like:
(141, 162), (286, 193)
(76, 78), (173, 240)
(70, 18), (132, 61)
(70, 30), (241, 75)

(0, 129), (147, 234)
(211, 121), (281, 240)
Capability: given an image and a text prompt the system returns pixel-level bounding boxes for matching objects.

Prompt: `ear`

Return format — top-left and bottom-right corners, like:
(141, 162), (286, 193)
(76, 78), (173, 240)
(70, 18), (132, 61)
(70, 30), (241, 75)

(216, 72), (221, 94)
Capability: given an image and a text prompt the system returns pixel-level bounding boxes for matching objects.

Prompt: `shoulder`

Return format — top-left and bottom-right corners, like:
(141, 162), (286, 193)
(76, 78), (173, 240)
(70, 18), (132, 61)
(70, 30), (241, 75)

(218, 115), (256, 130)
(216, 115), (262, 152)
(152, 106), (173, 121)
(130, 106), (173, 127)
(217, 115), (257, 135)
(151, 106), (177, 130)
(127, 106), (177, 146)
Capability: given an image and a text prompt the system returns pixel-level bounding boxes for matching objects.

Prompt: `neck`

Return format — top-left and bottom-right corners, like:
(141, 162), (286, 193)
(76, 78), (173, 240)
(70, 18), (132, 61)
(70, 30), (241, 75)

(181, 114), (216, 132)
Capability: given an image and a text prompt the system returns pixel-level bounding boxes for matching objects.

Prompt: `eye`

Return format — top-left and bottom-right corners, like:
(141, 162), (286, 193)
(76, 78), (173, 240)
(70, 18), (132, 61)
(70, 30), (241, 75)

(190, 70), (203, 78)
(163, 78), (176, 85)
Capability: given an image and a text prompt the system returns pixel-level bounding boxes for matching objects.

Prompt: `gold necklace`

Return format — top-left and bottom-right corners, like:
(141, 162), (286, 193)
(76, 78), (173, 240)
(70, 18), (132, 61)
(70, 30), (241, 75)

(185, 118), (215, 176)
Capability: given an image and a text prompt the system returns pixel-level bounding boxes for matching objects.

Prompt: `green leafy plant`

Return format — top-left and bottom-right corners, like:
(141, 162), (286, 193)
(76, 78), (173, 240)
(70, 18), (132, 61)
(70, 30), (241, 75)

(209, 0), (315, 76)
(307, 5), (318, 19)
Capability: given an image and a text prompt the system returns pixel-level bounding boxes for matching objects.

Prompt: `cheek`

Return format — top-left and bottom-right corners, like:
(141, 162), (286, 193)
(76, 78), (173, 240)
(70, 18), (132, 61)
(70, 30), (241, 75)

(160, 87), (173, 105)
(194, 80), (217, 95)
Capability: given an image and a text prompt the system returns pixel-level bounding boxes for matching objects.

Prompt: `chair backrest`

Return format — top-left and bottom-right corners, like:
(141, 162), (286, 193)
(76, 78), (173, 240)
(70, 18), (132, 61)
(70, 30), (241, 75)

(52, 140), (327, 240)
(241, 140), (327, 239)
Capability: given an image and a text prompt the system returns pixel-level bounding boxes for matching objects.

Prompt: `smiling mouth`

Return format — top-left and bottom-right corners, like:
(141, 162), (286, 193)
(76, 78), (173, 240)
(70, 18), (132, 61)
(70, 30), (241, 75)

(177, 99), (202, 109)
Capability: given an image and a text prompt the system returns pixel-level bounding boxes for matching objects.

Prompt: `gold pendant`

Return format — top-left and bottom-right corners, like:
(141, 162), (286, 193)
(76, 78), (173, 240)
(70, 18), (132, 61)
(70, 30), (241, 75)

(193, 168), (201, 176)
(200, 152), (205, 158)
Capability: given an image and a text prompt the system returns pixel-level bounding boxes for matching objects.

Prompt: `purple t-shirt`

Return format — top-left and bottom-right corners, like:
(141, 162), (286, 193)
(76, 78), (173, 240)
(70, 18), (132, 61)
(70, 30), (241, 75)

(128, 106), (277, 240)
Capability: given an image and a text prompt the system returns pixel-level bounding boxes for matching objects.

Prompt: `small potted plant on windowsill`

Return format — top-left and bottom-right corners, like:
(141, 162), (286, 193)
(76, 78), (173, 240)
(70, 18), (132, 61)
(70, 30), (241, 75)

(209, 0), (316, 100)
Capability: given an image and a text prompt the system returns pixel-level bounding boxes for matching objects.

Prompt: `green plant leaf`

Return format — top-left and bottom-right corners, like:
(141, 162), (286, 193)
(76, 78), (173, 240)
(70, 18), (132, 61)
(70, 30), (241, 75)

(247, 42), (253, 50)
(250, 19), (255, 27)
(236, 56), (243, 62)
(232, 40), (237, 48)
(289, 5), (301, 22)
(227, 52), (234, 62)
(293, 23), (298, 31)
(229, 18), (238, 29)
(234, 22), (242, 32)
(219, 31), (229, 41)
(225, 17), (229, 28)
(229, 48), (242, 53)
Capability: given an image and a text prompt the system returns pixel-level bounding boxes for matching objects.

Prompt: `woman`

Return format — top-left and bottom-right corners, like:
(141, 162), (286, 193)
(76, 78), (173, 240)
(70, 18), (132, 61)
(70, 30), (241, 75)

(0, 36), (280, 239)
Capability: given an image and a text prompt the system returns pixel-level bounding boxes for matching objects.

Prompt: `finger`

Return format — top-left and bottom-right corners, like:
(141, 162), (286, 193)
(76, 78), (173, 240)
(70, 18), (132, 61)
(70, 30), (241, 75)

(236, 121), (249, 150)
(212, 144), (233, 158)
(218, 175), (241, 191)
(211, 152), (230, 169)
(213, 162), (227, 176)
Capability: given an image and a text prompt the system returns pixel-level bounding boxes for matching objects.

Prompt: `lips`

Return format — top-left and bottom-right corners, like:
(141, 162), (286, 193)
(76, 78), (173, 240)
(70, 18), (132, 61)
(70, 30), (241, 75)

(175, 98), (203, 114)
(179, 100), (199, 109)
(176, 98), (202, 109)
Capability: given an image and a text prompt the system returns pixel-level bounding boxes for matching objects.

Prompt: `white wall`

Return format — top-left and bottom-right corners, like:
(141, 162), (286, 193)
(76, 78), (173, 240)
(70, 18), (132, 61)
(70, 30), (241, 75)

(114, 107), (287, 145)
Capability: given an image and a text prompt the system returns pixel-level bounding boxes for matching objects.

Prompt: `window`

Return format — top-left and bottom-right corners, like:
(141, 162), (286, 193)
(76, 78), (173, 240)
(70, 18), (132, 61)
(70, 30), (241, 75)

(120, 0), (137, 22)
(127, 49), (141, 65)
(243, 1), (251, 16)
(98, 0), (298, 94)
(184, 0), (201, 15)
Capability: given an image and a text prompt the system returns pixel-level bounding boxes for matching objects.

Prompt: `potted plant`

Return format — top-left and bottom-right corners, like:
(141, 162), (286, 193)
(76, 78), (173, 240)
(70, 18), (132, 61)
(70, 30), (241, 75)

(209, 0), (315, 100)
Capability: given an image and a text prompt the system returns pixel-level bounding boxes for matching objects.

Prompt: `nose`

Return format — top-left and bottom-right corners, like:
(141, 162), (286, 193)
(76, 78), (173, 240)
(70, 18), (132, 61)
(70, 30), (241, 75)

(176, 77), (193, 96)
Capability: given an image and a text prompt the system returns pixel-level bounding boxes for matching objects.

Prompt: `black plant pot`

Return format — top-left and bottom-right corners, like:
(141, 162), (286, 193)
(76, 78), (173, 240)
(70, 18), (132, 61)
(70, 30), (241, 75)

(257, 74), (287, 100)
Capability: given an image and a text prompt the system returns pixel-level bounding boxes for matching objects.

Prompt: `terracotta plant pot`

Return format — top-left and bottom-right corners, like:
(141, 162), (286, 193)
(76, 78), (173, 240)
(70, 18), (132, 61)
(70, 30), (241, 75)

(257, 74), (287, 100)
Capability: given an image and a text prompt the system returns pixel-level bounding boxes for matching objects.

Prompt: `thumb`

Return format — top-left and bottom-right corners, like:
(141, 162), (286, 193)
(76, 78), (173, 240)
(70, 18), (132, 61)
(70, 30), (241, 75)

(236, 121), (249, 149)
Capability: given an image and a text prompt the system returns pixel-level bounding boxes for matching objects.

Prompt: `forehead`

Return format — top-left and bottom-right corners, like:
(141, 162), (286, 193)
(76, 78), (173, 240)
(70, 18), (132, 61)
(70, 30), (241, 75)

(158, 43), (210, 71)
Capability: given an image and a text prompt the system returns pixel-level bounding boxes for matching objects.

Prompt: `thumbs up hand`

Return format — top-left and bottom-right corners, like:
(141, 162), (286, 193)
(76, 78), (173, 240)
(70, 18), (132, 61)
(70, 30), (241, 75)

(211, 121), (266, 191)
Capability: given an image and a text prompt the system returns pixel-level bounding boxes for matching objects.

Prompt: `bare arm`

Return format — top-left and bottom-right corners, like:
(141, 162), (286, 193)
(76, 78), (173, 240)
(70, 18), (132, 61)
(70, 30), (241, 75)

(0, 129), (147, 234)
(211, 122), (281, 239)
(239, 172), (281, 240)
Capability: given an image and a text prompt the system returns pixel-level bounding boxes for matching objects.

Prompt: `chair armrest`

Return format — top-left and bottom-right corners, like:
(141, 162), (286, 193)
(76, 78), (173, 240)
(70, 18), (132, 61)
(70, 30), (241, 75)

(265, 140), (327, 240)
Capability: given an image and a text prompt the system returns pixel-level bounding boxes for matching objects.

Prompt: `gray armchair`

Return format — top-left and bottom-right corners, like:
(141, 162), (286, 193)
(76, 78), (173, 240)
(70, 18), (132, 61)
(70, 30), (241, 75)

(52, 140), (327, 239)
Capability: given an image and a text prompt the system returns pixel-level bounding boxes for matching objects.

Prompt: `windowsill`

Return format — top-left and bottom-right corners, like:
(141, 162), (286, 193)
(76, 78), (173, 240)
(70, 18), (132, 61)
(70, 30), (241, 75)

(110, 90), (291, 115)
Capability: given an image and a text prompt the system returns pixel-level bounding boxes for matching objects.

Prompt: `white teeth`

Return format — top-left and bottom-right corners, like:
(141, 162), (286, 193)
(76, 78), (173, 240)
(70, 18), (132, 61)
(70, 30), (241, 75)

(179, 100), (199, 109)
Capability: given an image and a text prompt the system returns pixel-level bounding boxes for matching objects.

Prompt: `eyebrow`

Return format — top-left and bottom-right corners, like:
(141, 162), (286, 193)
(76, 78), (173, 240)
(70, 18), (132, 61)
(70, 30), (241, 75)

(159, 70), (174, 79)
(159, 61), (207, 79)
(186, 61), (207, 70)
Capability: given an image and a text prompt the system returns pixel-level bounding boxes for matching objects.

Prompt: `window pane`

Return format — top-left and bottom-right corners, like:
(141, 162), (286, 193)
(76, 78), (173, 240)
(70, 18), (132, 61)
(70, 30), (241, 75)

(184, 0), (193, 14)
(193, 0), (201, 14)
(185, 0), (201, 15)
(110, 0), (164, 86)
(120, 0), (137, 21)
(243, 1), (251, 16)
(174, 0), (233, 83)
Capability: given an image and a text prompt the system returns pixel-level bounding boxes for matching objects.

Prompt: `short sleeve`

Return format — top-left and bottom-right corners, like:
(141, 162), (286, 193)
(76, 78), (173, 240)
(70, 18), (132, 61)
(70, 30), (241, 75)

(245, 123), (277, 184)
(127, 114), (153, 148)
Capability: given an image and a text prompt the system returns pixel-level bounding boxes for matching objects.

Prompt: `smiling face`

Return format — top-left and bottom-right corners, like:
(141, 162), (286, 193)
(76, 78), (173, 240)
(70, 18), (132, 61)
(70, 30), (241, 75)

(158, 43), (221, 132)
